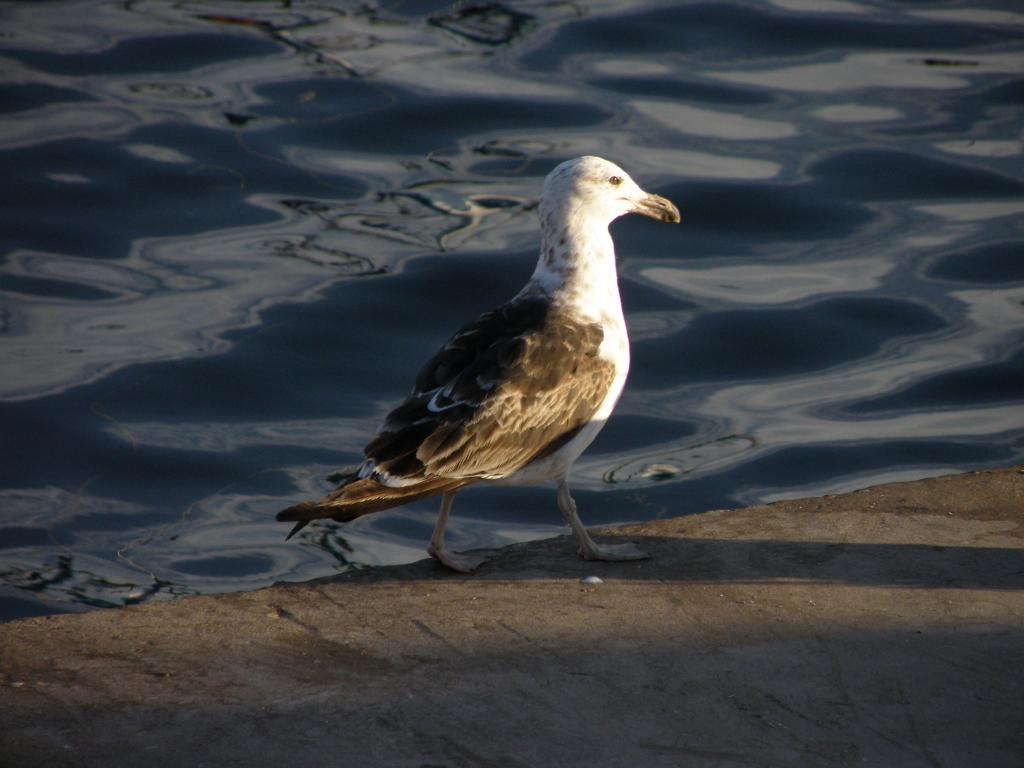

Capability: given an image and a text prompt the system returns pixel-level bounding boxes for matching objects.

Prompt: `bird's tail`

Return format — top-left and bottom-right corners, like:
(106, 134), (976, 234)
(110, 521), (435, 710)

(276, 474), (468, 540)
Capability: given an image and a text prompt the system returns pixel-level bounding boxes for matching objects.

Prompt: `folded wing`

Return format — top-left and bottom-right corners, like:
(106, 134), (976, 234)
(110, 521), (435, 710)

(277, 296), (615, 532)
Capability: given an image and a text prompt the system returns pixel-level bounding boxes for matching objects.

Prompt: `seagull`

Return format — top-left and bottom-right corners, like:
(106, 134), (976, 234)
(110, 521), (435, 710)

(277, 156), (680, 572)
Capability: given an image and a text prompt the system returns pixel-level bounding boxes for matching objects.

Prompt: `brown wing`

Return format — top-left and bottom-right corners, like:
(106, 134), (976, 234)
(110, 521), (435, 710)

(365, 296), (615, 483)
(276, 296), (615, 532)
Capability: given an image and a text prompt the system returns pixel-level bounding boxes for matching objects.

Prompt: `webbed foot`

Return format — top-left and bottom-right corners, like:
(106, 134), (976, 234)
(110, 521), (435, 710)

(428, 544), (493, 574)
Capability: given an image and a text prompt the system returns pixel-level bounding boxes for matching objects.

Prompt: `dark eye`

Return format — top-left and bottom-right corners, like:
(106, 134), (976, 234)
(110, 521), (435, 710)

(609, 175), (622, 186)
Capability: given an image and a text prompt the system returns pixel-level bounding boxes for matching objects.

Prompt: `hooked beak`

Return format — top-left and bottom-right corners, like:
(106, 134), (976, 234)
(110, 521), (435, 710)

(634, 192), (680, 224)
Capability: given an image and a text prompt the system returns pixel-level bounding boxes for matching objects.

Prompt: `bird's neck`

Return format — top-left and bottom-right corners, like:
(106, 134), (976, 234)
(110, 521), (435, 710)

(524, 210), (623, 325)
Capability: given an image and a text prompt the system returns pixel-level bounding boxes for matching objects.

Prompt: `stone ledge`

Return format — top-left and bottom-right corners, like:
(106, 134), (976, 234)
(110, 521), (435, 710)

(1, 466), (1022, 767)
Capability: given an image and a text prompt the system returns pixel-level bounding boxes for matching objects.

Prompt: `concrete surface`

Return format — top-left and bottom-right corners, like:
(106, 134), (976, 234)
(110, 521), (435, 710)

(1, 466), (1022, 767)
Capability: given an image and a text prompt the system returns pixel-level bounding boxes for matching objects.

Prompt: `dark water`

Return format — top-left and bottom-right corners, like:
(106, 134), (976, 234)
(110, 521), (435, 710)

(1, 1), (1022, 621)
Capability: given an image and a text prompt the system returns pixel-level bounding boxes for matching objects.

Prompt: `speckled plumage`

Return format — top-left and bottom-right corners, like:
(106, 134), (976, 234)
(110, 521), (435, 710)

(278, 156), (679, 571)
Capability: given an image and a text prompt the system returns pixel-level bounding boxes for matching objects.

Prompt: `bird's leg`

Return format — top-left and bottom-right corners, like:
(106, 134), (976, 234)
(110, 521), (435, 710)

(427, 491), (492, 573)
(556, 478), (648, 562)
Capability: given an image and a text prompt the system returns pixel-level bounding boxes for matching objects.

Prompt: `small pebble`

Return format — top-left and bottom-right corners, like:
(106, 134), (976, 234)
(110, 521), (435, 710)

(580, 575), (603, 585)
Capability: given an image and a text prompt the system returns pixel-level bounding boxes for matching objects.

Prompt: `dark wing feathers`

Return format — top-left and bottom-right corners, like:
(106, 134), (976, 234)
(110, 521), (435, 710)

(276, 296), (615, 529)
(277, 475), (472, 531)
(412, 298), (546, 403)
(372, 297), (614, 481)
(431, 337), (614, 478)
(363, 296), (554, 482)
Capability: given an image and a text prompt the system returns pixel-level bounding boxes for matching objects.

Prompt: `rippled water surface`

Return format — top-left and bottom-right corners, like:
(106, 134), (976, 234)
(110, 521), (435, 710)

(2, 0), (1022, 620)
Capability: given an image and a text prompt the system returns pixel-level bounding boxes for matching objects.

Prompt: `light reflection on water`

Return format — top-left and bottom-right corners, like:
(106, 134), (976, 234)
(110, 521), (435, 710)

(1, 0), (1022, 619)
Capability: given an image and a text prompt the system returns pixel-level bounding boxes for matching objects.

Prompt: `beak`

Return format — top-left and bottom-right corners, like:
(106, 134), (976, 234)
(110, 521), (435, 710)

(633, 192), (680, 224)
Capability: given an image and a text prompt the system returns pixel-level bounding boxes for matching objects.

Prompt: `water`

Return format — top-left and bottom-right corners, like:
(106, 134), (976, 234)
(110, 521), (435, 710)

(1, 0), (1022, 621)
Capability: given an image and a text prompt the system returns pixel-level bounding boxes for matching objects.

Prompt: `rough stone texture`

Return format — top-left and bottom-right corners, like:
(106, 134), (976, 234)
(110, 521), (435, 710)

(1, 466), (1022, 767)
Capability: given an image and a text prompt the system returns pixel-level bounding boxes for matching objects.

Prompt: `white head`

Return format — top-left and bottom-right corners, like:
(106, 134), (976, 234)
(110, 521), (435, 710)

(539, 156), (680, 228)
